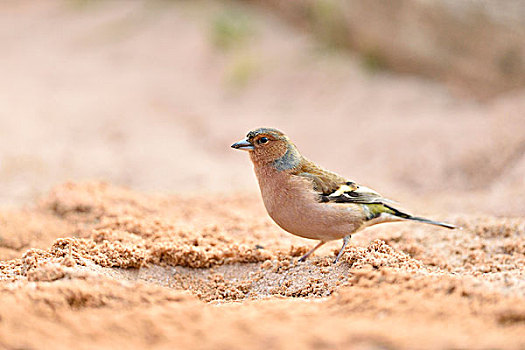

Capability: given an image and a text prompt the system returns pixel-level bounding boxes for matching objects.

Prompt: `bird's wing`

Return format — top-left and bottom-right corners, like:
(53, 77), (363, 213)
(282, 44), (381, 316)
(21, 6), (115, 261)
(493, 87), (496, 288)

(293, 159), (457, 229)
(293, 159), (393, 205)
(319, 183), (391, 205)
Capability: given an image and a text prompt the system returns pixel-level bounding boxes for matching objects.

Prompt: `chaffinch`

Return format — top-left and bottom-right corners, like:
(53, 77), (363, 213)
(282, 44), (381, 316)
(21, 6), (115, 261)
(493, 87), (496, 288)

(232, 127), (456, 263)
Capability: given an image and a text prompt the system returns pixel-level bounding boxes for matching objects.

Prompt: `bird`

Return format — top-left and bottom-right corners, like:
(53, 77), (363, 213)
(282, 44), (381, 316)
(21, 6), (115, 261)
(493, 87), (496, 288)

(231, 127), (457, 263)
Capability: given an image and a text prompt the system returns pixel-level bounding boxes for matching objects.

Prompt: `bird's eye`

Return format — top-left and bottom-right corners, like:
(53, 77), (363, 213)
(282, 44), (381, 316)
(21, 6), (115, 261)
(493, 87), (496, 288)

(258, 137), (269, 144)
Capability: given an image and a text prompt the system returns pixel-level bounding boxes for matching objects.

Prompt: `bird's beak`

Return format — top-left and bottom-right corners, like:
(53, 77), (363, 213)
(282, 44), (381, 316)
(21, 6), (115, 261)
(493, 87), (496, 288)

(231, 138), (254, 151)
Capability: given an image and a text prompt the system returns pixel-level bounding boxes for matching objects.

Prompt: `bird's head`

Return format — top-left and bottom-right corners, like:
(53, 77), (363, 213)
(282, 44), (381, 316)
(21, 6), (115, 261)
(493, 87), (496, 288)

(231, 128), (301, 169)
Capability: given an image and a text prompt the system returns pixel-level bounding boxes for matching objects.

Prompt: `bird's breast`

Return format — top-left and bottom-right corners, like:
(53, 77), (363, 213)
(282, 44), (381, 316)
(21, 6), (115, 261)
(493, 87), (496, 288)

(253, 165), (363, 241)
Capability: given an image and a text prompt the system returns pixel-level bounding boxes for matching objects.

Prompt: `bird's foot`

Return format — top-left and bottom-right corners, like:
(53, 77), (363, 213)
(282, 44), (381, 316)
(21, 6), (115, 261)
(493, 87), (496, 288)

(298, 241), (326, 262)
(333, 234), (351, 264)
(298, 254), (308, 263)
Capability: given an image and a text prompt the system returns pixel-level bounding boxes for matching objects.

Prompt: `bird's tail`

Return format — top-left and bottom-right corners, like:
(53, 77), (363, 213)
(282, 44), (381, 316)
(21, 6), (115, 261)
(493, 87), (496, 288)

(383, 204), (457, 229)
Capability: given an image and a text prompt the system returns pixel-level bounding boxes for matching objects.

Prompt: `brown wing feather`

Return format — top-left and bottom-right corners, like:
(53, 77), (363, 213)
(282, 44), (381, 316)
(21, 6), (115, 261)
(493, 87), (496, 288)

(292, 158), (354, 194)
(293, 158), (389, 205)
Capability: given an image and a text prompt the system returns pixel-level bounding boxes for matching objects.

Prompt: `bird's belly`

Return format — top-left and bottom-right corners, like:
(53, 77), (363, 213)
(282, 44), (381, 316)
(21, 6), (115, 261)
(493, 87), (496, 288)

(259, 177), (363, 241)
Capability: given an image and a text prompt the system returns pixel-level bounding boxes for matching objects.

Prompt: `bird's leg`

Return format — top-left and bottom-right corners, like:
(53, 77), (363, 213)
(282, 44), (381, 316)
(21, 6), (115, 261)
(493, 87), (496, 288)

(298, 241), (326, 262)
(334, 235), (351, 264)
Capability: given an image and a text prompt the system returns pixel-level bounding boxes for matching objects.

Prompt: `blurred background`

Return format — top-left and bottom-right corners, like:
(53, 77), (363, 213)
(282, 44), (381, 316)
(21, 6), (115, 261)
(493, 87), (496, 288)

(1, 0), (524, 215)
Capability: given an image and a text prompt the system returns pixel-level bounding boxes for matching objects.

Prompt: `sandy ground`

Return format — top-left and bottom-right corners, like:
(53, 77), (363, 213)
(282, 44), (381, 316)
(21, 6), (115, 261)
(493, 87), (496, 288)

(1, 182), (524, 349)
(1, 1), (524, 349)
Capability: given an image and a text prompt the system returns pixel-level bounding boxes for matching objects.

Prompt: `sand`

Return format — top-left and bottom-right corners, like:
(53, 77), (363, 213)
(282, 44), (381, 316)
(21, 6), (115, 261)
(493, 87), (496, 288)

(0, 182), (524, 349)
(1, 1), (525, 349)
